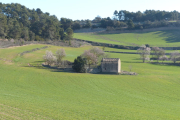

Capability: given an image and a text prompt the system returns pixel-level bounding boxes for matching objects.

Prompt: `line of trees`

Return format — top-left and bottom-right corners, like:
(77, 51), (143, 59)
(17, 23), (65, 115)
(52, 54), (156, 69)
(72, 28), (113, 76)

(78, 10), (180, 30)
(0, 3), (73, 41)
(138, 45), (180, 63)
(91, 10), (180, 30)
(2, 3), (180, 41)
(99, 17), (180, 30)
(113, 10), (179, 22)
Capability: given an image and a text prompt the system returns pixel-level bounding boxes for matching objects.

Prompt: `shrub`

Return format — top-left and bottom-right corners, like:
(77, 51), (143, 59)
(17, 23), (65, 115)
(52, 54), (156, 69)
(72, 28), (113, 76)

(72, 56), (86, 73)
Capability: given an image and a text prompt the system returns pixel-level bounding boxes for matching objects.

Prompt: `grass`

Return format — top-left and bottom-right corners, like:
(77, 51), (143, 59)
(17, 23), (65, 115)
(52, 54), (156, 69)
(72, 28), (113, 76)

(168, 20), (177, 22)
(74, 28), (180, 47)
(0, 44), (180, 119)
(104, 47), (178, 54)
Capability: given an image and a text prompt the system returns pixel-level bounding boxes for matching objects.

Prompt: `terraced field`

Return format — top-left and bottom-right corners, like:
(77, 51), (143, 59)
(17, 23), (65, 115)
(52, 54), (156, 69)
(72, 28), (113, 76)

(0, 44), (180, 119)
(74, 28), (180, 47)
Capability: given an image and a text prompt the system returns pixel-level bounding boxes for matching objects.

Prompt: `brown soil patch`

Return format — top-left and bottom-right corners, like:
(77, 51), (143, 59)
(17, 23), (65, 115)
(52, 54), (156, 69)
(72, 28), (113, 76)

(7, 44), (34, 49)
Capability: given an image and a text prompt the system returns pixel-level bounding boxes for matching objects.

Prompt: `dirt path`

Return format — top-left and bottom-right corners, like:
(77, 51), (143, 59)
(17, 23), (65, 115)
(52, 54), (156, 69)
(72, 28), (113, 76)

(0, 44), (34, 49)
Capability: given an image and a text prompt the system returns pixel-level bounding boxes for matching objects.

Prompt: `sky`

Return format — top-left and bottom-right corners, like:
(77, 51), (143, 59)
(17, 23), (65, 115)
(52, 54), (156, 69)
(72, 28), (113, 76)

(1, 0), (180, 20)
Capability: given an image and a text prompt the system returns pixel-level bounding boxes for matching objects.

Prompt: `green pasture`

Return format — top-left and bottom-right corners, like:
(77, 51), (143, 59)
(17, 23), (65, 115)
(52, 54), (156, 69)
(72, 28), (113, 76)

(74, 29), (180, 47)
(0, 44), (180, 119)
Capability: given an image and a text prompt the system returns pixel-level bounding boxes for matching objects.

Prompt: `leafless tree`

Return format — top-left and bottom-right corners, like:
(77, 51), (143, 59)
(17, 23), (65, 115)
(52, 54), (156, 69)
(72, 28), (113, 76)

(159, 55), (168, 63)
(90, 47), (107, 63)
(137, 45), (151, 63)
(156, 48), (165, 62)
(82, 47), (108, 68)
(82, 50), (97, 68)
(55, 48), (66, 67)
(151, 47), (165, 62)
(152, 47), (159, 58)
(90, 47), (104, 57)
(43, 51), (57, 66)
(170, 51), (180, 63)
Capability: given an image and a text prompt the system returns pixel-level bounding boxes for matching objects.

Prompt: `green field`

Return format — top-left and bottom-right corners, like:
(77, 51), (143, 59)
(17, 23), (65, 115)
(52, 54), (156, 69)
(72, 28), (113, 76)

(74, 29), (180, 47)
(0, 44), (180, 119)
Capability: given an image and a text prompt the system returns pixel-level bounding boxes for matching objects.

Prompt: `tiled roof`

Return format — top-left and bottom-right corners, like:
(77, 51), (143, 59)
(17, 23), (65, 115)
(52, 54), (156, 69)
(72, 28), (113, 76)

(102, 58), (120, 62)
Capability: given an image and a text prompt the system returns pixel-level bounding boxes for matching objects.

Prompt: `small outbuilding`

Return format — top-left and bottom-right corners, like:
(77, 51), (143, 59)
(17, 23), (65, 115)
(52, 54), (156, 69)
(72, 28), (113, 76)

(101, 58), (121, 73)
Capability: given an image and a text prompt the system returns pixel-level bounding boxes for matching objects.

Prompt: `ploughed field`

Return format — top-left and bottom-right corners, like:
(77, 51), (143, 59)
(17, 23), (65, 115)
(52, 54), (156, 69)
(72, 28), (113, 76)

(0, 44), (180, 119)
(74, 28), (180, 47)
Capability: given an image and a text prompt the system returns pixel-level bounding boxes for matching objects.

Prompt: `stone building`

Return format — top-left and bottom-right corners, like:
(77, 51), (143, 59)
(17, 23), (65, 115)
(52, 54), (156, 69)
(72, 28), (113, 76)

(101, 58), (121, 73)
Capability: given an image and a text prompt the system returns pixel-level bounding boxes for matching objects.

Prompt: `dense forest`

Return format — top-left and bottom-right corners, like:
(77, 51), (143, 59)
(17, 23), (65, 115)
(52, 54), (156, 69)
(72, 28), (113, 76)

(91, 10), (180, 30)
(0, 3), (74, 41)
(1, 3), (180, 41)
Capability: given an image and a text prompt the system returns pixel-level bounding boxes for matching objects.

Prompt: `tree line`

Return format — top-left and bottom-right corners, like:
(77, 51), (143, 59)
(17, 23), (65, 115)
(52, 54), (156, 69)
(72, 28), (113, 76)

(0, 3), (73, 41)
(113, 10), (179, 22)
(89, 10), (180, 30)
(73, 10), (180, 30)
(138, 45), (180, 64)
(1, 3), (180, 41)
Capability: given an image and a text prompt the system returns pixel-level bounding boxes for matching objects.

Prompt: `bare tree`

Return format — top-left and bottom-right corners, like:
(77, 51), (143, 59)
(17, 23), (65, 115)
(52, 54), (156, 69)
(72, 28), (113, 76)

(56, 48), (66, 67)
(90, 47), (107, 63)
(152, 47), (159, 58)
(159, 55), (168, 63)
(137, 45), (151, 63)
(170, 51), (180, 63)
(155, 48), (165, 62)
(82, 47), (108, 68)
(82, 50), (97, 68)
(90, 47), (104, 58)
(43, 51), (57, 66)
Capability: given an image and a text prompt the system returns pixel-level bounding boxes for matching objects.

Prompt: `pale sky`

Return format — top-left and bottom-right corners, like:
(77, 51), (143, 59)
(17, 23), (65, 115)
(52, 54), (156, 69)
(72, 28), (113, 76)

(1, 0), (180, 20)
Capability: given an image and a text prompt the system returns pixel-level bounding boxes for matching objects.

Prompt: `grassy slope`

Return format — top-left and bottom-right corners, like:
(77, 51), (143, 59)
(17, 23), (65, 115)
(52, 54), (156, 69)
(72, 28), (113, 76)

(74, 29), (180, 47)
(0, 45), (180, 119)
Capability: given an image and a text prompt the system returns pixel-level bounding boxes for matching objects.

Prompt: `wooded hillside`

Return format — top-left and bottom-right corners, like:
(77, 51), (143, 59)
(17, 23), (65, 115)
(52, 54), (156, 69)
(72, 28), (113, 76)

(0, 3), (74, 41)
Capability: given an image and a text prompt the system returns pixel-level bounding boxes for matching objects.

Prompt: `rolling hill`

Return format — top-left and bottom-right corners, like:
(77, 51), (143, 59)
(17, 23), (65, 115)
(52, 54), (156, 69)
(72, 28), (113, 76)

(74, 28), (180, 47)
(0, 44), (180, 119)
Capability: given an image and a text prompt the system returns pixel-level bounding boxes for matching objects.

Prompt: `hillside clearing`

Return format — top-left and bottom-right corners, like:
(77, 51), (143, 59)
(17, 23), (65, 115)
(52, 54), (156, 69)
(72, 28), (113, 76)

(0, 45), (180, 119)
(74, 29), (180, 47)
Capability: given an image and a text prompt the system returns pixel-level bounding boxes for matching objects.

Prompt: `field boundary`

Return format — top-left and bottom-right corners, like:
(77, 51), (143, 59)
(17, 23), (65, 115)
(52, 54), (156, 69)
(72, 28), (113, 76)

(20, 46), (49, 56)
(99, 27), (180, 34)
(74, 38), (180, 50)
(105, 51), (171, 55)
(74, 38), (139, 50)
